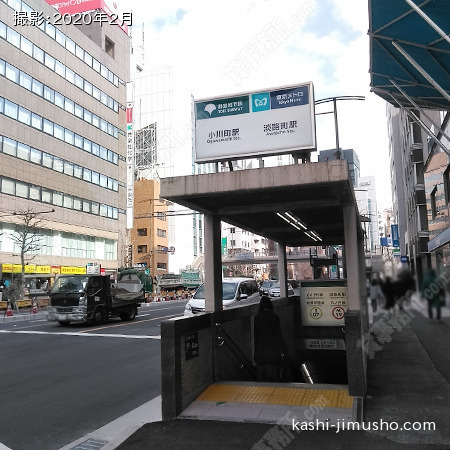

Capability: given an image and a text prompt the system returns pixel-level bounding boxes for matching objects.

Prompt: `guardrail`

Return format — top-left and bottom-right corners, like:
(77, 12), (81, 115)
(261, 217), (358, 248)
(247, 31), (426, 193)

(0, 298), (49, 309)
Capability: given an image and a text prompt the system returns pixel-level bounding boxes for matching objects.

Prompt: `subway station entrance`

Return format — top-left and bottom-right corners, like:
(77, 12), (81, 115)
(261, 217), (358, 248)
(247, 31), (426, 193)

(159, 160), (368, 425)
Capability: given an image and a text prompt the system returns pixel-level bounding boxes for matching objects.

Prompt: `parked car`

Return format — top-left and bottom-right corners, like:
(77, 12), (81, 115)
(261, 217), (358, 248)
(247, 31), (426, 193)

(259, 280), (277, 296)
(268, 282), (294, 298)
(184, 277), (260, 316)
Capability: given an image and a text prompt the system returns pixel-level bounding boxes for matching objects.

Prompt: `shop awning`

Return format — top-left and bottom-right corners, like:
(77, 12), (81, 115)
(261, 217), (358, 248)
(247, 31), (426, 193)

(369, 0), (450, 111)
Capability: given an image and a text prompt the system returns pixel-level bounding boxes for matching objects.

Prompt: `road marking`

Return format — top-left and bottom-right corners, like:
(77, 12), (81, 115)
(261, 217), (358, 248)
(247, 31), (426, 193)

(0, 313), (181, 332)
(0, 330), (161, 339)
(83, 313), (179, 333)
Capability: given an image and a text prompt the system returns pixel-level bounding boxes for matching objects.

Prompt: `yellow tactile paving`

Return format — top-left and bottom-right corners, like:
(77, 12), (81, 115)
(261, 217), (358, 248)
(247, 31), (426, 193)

(196, 384), (354, 409)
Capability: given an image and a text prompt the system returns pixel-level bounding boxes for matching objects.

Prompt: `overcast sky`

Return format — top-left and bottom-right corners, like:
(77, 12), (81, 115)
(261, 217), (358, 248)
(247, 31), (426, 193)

(130, 0), (392, 210)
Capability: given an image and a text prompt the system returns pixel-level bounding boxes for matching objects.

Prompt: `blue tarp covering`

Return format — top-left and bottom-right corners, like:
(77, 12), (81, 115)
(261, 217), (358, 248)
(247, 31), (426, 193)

(369, 0), (450, 110)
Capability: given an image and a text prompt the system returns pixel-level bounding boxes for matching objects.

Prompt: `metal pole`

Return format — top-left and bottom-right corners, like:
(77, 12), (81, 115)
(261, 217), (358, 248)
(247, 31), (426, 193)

(390, 78), (450, 144)
(333, 97), (340, 158)
(392, 41), (450, 103)
(388, 93), (450, 156)
(403, 0), (450, 45)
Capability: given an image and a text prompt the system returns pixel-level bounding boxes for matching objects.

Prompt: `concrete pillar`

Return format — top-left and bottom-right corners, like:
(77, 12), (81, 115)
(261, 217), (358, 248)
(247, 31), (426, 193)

(276, 242), (287, 297)
(343, 205), (361, 310)
(343, 205), (367, 396)
(204, 214), (223, 312)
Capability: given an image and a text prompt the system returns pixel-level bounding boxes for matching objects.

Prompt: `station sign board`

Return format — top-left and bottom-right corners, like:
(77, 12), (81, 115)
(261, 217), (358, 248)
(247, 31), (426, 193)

(193, 82), (316, 163)
(300, 280), (348, 327)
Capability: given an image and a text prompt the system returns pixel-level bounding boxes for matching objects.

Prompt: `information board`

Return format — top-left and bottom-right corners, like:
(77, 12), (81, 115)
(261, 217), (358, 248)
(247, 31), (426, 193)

(300, 280), (348, 327)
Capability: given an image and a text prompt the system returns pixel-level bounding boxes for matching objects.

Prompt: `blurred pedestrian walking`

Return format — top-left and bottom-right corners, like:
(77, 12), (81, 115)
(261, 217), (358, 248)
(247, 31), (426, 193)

(421, 268), (444, 322)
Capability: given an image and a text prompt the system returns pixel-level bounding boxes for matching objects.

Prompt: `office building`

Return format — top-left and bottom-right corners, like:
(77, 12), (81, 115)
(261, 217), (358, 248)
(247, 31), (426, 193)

(131, 179), (169, 283)
(0, 0), (130, 285)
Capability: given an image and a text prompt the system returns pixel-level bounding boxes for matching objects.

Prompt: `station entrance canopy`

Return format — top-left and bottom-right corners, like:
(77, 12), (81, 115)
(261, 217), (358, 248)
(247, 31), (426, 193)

(160, 160), (357, 248)
(369, 0), (450, 112)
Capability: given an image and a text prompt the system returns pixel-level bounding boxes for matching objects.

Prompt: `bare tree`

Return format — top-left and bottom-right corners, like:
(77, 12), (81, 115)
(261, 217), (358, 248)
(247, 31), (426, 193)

(10, 207), (54, 299)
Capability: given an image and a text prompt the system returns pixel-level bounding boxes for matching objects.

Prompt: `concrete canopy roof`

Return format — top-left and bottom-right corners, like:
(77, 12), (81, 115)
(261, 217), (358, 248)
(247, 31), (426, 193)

(160, 160), (358, 247)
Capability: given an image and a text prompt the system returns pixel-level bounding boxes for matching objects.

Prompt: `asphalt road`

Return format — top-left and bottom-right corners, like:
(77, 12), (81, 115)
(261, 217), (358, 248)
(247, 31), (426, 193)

(0, 301), (187, 450)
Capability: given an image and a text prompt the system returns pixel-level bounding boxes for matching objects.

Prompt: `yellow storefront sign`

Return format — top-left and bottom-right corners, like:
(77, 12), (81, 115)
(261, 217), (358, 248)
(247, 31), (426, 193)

(24, 265), (37, 274)
(36, 265), (51, 274)
(60, 266), (86, 275)
(2, 264), (13, 273)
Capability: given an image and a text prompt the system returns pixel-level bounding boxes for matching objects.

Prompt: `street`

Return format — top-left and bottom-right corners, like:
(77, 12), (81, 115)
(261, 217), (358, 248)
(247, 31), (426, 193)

(0, 300), (187, 450)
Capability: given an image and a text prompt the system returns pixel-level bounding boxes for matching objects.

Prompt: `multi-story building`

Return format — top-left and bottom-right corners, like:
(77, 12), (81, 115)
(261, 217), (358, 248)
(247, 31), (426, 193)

(387, 105), (408, 261)
(386, 106), (443, 280)
(355, 176), (380, 254)
(0, 0), (130, 286)
(131, 179), (169, 283)
(423, 112), (450, 275)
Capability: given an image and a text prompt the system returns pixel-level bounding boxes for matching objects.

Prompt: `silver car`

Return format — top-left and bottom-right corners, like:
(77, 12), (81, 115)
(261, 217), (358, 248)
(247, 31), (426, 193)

(268, 282), (294, 297)
(184, 277), (260, 316)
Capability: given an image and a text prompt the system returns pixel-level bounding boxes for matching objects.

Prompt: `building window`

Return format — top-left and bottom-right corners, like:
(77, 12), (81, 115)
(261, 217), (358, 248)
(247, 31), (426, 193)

(431, 186), (437, 219)
(444, 165), (450, 204)
(137, 245), (147, 254)
(157, 263), (167, 270)
(105, 37), (115, 58)
(157, 229), (167, 237)
(137, 228), (148, 236)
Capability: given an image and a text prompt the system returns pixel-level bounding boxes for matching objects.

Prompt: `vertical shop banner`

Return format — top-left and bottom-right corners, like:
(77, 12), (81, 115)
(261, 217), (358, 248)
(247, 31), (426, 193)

(126, 103), (134, 229)
(391, 224), (399, 248)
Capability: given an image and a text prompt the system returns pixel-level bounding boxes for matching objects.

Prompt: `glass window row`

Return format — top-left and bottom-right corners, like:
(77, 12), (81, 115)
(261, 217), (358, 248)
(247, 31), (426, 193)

(1, 223), (117, 260)
(2, 0), (124, 89)
(0, 135), (119, 191)
(0, 19), (121, 115)
(0, 96), (119, 165)
(0, 175), (119, 219)
(0, 58), (120, 139)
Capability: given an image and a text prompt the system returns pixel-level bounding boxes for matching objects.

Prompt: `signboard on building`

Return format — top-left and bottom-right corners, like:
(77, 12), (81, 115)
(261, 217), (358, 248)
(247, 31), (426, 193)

(391, 224), (399, 248)
(300, 281), (348, 327)
(44, 0), (130, 34)
(193, 82), (316, 163)
(86, 263), (101, 275)
(126, 102), (134, 229)
(181, 270), (202, 288)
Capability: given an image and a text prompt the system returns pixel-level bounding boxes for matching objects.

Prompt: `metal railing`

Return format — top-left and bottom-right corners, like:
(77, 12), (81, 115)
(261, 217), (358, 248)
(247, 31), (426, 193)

(215, 322), (257, 380)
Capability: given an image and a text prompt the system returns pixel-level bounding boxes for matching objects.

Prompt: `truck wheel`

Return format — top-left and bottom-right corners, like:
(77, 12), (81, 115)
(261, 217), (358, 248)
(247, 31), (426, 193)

(120, 306), (136, 321)
(92, 308), (104, 325)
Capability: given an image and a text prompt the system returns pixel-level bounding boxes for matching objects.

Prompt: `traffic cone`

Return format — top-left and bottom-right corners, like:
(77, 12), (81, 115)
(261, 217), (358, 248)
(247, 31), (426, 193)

(5, 303), (13, 316)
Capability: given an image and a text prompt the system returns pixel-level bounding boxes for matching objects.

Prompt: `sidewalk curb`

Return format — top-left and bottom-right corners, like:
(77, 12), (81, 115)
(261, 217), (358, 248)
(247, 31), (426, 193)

(58, 396), (162, 450)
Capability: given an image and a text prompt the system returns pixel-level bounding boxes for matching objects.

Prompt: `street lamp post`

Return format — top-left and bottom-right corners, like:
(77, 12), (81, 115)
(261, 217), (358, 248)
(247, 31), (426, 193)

(315, 96), (365, 157)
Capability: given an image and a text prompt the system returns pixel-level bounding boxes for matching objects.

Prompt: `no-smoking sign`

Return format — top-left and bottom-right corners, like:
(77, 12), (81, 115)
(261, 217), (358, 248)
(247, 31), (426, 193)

(332, 306), (345, 320)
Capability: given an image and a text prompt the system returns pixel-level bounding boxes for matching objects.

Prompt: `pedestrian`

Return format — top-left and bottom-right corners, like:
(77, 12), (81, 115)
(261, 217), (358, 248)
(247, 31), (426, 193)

(369, 278), (382, 313)
(253, 296), (287, 382)
(421, 268), (443, 322)
(381, 276), (396, 315)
